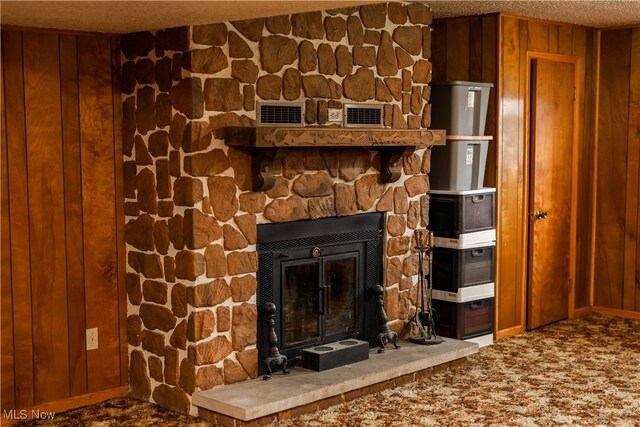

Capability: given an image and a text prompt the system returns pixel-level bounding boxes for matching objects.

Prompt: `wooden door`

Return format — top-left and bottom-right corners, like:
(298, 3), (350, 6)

(527, 57), (576, 329)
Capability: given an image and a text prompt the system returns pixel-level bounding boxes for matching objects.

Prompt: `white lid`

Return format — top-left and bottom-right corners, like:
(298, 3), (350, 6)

(429, 187), (496, 195)
(432, 283), (495, 303)
(435, 238), (496, 250)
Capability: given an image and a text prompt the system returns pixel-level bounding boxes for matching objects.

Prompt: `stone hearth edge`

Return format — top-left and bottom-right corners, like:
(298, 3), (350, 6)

(194, 339), (477, 425)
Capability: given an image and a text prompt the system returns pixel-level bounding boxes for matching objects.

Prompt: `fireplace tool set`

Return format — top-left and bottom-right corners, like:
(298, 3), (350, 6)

(409, 229), (443, 345)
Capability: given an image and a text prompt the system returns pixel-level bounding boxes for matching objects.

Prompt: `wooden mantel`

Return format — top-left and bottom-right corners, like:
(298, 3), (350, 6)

(224, 126), (446, 191)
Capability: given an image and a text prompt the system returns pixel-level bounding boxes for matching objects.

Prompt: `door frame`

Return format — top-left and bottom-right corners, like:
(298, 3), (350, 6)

(522, 52), (581, 327)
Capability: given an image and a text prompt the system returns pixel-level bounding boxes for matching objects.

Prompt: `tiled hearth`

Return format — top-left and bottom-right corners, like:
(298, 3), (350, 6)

(121, 1), (440, 417)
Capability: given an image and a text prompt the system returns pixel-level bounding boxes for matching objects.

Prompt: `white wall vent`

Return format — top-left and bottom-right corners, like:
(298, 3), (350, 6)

(344, 104), (384, 128)
(257, 101), (305, 126)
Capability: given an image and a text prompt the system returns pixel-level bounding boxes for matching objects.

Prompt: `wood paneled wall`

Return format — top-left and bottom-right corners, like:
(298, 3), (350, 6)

(1, 28), (127, 413)
(497, 16), (598, 333)
(595, 27), (640, 312)
(433, 15), (599, 336)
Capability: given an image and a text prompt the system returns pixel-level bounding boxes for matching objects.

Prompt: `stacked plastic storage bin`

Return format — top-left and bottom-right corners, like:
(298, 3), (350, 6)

(428, 81), (495, 347)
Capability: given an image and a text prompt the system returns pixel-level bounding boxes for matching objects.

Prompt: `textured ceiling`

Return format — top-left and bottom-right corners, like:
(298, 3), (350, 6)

(429, 0), (640, 28)
(1, 1), (639, 34)
(0, 1), (383, 34)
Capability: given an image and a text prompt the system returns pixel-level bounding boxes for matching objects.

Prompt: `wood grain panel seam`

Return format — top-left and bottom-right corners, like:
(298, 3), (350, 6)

(623, 29), (638, 311)
(19, 30), (37, 407)
(1, 40), (17, 409)
(58, 36), (76, 393)
(589, 31), (601, 307)
(60, 33), (89, 397)
(518, 18), (528, 330)
(494, 15), (506, 331)
(629, 28), (640, 312)
(68, 35), (92, 393)
(109, 36), (127, 386)
(75, 33), (91, 395)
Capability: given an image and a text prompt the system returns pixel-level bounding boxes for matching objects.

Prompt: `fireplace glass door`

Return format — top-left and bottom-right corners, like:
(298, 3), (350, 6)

(257, 213), (384, 372)
(281, 250), (359, 351)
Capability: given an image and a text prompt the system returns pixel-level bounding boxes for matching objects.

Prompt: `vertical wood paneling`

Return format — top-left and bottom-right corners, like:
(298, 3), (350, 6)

(498, 16), (521, 330)
(59, 34), (88, 397)
(623, 29), (640, 312)
(3, 30), (35, 409)
(595, 30), (631, 308)
(595, 27), (640, 313)
(573, 27), (591, 309)
(527, 21), (549, 52)
(110, 37), (128, 387)
(1, 37), (16, 411)
(77, 35), (121, 392)
(586, 30), (600, 309)
(494, 16), (600, 333)
(1, 28), (125, 412)
(431, 21), (446, 81)
(558, 25), (573, 55)
(516, 18), (529, 328)
(445, 18), (470, 80)
(434, 15), (600, 333)
(482, 16), (498, 187)
(630, 28), (640, 312)
(549, 24), (559, 53)
(469, 17), (483, 82)
(23, 31), (70, 404)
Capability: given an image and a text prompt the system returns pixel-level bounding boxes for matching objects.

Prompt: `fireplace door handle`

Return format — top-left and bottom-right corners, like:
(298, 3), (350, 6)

(325, 284), (331, 316)
(317, 285), (332, 315)
(317, 286), (324, 315)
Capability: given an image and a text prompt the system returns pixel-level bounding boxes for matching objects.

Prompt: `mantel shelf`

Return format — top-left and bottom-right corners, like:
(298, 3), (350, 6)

(224, 126), (446, 148)
(224, 126), (446, 191)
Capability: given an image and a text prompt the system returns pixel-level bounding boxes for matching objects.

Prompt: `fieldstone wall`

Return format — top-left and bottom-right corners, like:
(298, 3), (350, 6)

(121, 2), (433, 415)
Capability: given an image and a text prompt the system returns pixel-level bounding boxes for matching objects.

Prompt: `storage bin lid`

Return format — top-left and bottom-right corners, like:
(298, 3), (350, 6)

(430, 80), (494, 88)
(429, 187), (496, 195)
(434, 230), (496, 249)
(432, 282), (495, 303)
(435, 239), (495, 250)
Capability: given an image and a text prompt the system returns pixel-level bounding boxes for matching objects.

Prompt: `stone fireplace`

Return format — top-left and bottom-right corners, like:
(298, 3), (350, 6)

(121, 1), (436, 416)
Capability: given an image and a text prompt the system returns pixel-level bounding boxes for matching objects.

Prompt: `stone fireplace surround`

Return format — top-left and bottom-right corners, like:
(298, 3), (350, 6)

(121, 1), (435, 416)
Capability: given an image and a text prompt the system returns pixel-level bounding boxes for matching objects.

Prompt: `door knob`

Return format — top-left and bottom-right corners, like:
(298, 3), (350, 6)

(529, 210), (548, 220)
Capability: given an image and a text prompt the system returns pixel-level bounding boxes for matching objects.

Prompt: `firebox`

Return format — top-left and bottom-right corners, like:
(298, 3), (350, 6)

(256, 213), (383, 373)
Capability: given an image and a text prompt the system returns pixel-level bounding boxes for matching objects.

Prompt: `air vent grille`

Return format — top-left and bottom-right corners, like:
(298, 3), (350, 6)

(344, 104), (383, 128)
(258, 102), (304, 126)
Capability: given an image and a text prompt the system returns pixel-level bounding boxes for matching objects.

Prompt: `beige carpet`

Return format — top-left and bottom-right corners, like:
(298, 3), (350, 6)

(19, 314), (640, 426)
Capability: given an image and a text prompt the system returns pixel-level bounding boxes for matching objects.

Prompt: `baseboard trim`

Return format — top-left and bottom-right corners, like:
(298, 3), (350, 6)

(573, 306), (593, 318)
(1, 385), (128, 425)
(495, 325), (524, 340)
(592, 306), (640, 319)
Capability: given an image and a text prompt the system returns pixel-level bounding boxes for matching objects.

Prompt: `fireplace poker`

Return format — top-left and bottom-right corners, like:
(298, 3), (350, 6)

(409, 229), (443, 345)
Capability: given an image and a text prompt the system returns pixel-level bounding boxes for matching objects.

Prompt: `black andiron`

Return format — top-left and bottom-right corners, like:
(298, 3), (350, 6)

(373, 285), (400, 353)
(262, 302), (289, 380)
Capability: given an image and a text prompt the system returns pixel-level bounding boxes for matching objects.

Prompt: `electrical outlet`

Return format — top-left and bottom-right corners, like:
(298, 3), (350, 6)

(86, 328), (98, 351)
(328, 108), (342, 123)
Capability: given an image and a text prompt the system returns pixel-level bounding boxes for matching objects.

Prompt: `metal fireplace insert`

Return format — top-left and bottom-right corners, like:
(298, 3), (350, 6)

(256, 213), (383, 373)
